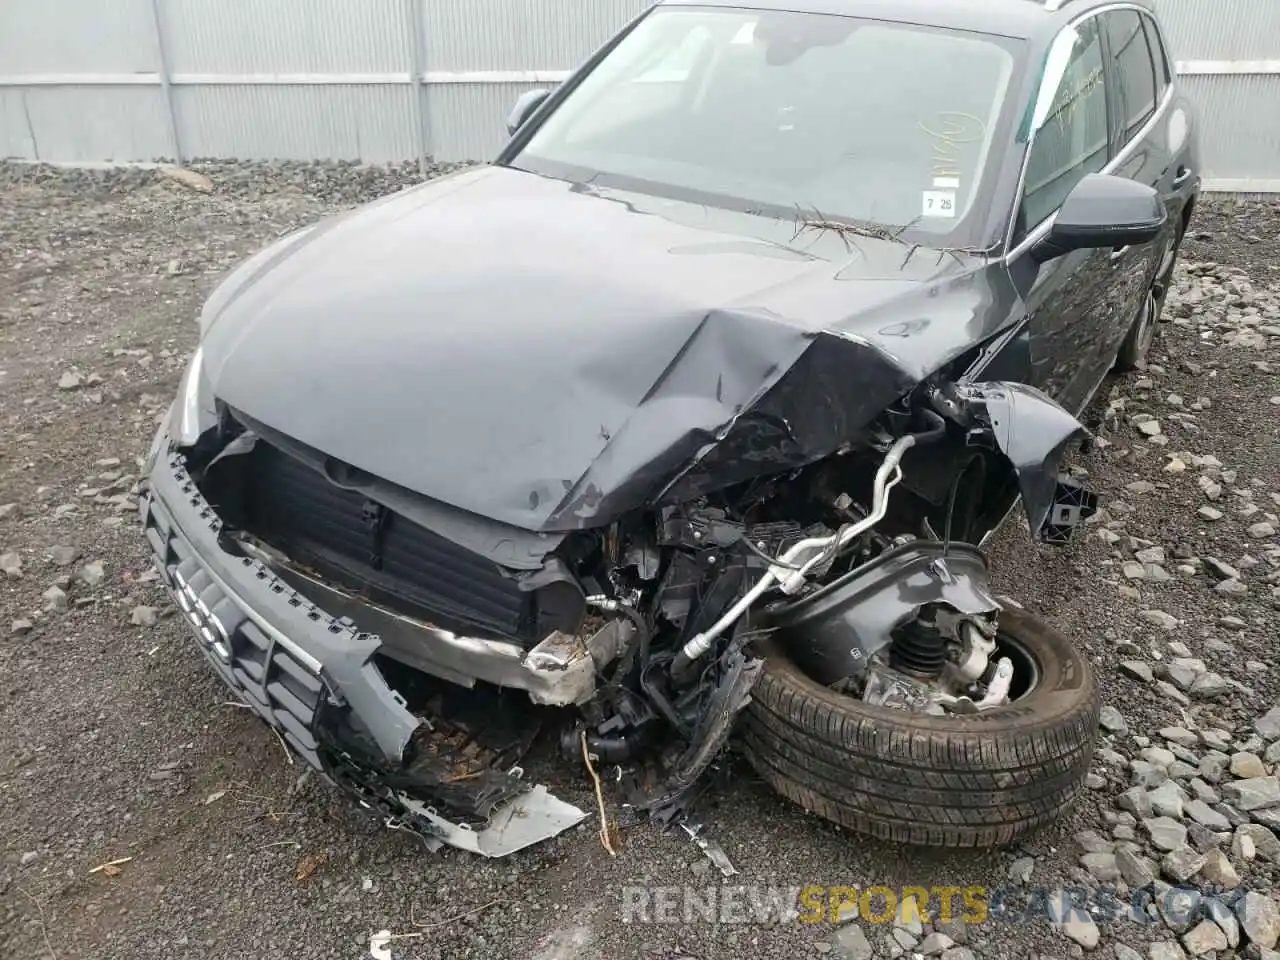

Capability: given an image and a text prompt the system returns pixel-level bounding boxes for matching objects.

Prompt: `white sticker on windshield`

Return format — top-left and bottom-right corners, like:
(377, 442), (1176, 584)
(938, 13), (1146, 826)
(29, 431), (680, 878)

(933, 177), (960, 189)
(921, 190), (957, 218)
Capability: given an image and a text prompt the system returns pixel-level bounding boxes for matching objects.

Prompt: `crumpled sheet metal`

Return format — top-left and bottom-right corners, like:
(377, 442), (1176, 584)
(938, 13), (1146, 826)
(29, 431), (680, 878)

(397, 785), (588, 858)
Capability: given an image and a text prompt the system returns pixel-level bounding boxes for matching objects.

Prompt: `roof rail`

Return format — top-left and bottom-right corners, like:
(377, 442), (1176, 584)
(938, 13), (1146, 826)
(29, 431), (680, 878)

(1043, 0), (1074, 11)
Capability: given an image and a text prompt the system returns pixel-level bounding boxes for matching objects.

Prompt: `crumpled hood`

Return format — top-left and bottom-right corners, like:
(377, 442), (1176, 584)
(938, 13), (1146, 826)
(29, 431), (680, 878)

(200, 165), (1013, 531)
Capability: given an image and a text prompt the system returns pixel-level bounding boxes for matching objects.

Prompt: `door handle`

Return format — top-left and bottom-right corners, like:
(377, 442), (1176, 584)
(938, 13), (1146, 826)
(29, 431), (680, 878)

(1172, 166), (1193, 187)
(1110, 245), (1130, 262)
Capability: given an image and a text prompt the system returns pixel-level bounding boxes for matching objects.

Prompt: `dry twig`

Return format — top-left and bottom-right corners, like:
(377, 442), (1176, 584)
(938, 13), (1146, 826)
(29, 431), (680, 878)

(89, 856), (133, 876)
(16, 885), (56, 960)
(410, 898), (510, 930)
(270, 725), (294, 765)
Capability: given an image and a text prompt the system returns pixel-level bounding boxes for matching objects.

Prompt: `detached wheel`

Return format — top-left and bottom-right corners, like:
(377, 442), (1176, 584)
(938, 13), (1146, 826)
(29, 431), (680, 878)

(740, 606), (1099, 848)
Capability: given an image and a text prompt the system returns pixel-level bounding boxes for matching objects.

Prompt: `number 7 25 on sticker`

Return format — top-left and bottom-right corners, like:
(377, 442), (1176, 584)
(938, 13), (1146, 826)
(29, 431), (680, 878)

(922, 190), (957, 218)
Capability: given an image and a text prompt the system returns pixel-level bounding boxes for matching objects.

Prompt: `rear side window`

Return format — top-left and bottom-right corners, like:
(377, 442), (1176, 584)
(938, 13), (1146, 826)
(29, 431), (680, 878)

(1020, 18), (1110, 232)
(1105, 10), (1159, 142)
(1142, 14), (1172, 97)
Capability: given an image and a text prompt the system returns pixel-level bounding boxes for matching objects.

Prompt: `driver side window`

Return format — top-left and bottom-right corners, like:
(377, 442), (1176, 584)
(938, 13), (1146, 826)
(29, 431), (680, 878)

(1018, 18), (1111, 237)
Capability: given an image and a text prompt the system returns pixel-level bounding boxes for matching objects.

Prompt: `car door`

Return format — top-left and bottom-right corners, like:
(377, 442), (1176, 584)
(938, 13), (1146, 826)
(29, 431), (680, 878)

(1102, 8), (1192, 317)
(1001, 13), (1134, 416)
(1100, 8), (1172, 345)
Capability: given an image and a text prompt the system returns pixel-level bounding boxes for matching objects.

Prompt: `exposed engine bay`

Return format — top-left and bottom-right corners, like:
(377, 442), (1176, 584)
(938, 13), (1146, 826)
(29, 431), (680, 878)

(168, 376), (1094, 844)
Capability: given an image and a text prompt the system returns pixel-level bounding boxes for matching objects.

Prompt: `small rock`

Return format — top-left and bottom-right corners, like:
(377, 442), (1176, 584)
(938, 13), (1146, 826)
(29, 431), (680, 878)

(42, 585), (67, 611)
(1236, 892), (1280, 950)
(1236, 823), (1280, 861)
(1253, 806), (1280, 831)
(1122, 661), (1156, 683)
(1149, 941), (1188, 960)
(1214, 579), (1249, 597)
(1116, 947), (1143, 960)
(1222, 777), (1280, 811)
(11, 618), (34, 636)
(1248, 521), (1277, 539)
(1198, 506), (1224, 521)
(1257, 706), (1280, 741)
(1200, 752), (1231, 783)
(1190, 672), (1231, 699)
(1142, 746), (1178, 768)
(1132, 761), (1170, 788)
(1120, 787), (1155, 818)
(1162, 727), (1199, 748)
(1136, 546), (1167, 565)
(1163, 845), (1207, 882)
(1145, 817), (1188, 851)
(48, 544), (81, 566)
(1164, 663), (1200, 691)
(1187, 821), (1224, 853)
(1185, 799), (1231, 831)
(131, 605), (158, 627)
(917, 933), (954, 957)
(1206, 898), (1241, 949)
(1181, 920), (1228, 956)
(1128, 480), (1157, 495)
(1189, 779), (1221, 805)
(832, 923), (874, 960)
(57, 371), (82, 390)
(75, 560), (106, 588)
(1232, 830), (1257, 861)
(159, 165), (215, 193)
(1198, 848), (1240, 889)
(1116, 847), (1157, 888)
(1231, 753), (1267, 779)
(1142, 609), (1180, 630)
(1150, 781), (1187, 819)
(1100, 705), (1130, 735)
(20, 851), (39, 866)
(1009, 856), (1035, 883)
(939, 950), (974, 960)
(0, 552), (24, 581)
(1139, 420), (1163, 437)
(1051, 895), (1100, 949)
(1080, 852), (1121, 882)
(1203, 557), (1241, 581)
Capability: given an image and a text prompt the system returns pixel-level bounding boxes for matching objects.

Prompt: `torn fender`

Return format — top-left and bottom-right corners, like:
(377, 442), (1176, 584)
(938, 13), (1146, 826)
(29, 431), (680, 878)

(954, 381), (1096, 543)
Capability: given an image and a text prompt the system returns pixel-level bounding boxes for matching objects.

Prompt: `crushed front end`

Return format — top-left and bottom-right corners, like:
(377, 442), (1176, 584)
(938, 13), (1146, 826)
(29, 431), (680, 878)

(141, 427), (591, 856)
(145, 325), (1099, 857)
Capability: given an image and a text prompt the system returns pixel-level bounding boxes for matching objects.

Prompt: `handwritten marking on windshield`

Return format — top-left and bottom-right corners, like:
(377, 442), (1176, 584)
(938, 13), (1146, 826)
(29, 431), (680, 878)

(919, 112), (986, 181)
(1047, 65), (1103, 135)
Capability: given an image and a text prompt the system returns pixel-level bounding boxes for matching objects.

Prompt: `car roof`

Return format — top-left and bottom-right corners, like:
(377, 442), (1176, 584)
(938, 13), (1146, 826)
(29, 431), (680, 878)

(657, 0), (1156, 41)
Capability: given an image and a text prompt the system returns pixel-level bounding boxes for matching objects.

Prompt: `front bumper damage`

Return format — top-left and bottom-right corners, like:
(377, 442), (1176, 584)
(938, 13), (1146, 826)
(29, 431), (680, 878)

(140, 442), (588, 856)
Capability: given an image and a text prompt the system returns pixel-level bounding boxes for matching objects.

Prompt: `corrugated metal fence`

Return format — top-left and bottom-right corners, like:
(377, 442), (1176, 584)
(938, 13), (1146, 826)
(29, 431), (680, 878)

(1, 0), (1277, 191)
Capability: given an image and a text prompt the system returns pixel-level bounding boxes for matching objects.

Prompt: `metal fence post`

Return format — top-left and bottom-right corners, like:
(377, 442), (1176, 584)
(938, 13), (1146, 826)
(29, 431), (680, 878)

(148, 0), (183, 162)
(408, 0), (429, 176)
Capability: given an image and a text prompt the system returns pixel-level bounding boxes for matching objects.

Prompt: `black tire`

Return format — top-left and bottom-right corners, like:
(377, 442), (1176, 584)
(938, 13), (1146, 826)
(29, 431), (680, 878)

(740, 606), (1100, 848)
(1116, 223), (1183, 371)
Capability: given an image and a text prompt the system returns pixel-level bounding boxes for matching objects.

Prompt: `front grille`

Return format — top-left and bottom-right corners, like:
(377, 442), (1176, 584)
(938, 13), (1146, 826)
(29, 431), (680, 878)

(144, 488), (325, 768)
(237, 440), (552, 644)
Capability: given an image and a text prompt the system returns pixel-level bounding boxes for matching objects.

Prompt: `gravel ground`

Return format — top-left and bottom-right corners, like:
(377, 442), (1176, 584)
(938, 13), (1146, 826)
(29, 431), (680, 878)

(1, 161), (1279, 960)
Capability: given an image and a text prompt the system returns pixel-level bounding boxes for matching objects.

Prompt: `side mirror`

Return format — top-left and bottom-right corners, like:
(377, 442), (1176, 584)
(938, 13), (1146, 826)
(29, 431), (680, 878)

(506, 89), (552, 136)
(1032, 174), (1166, 263)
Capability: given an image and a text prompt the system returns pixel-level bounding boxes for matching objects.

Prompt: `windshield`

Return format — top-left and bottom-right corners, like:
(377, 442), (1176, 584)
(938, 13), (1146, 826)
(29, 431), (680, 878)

(510, 7), (1022, 247)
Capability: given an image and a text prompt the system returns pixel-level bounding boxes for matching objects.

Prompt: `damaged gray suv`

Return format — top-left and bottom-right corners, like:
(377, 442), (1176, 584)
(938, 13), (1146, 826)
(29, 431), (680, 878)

(143, 0), (1199, 854)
